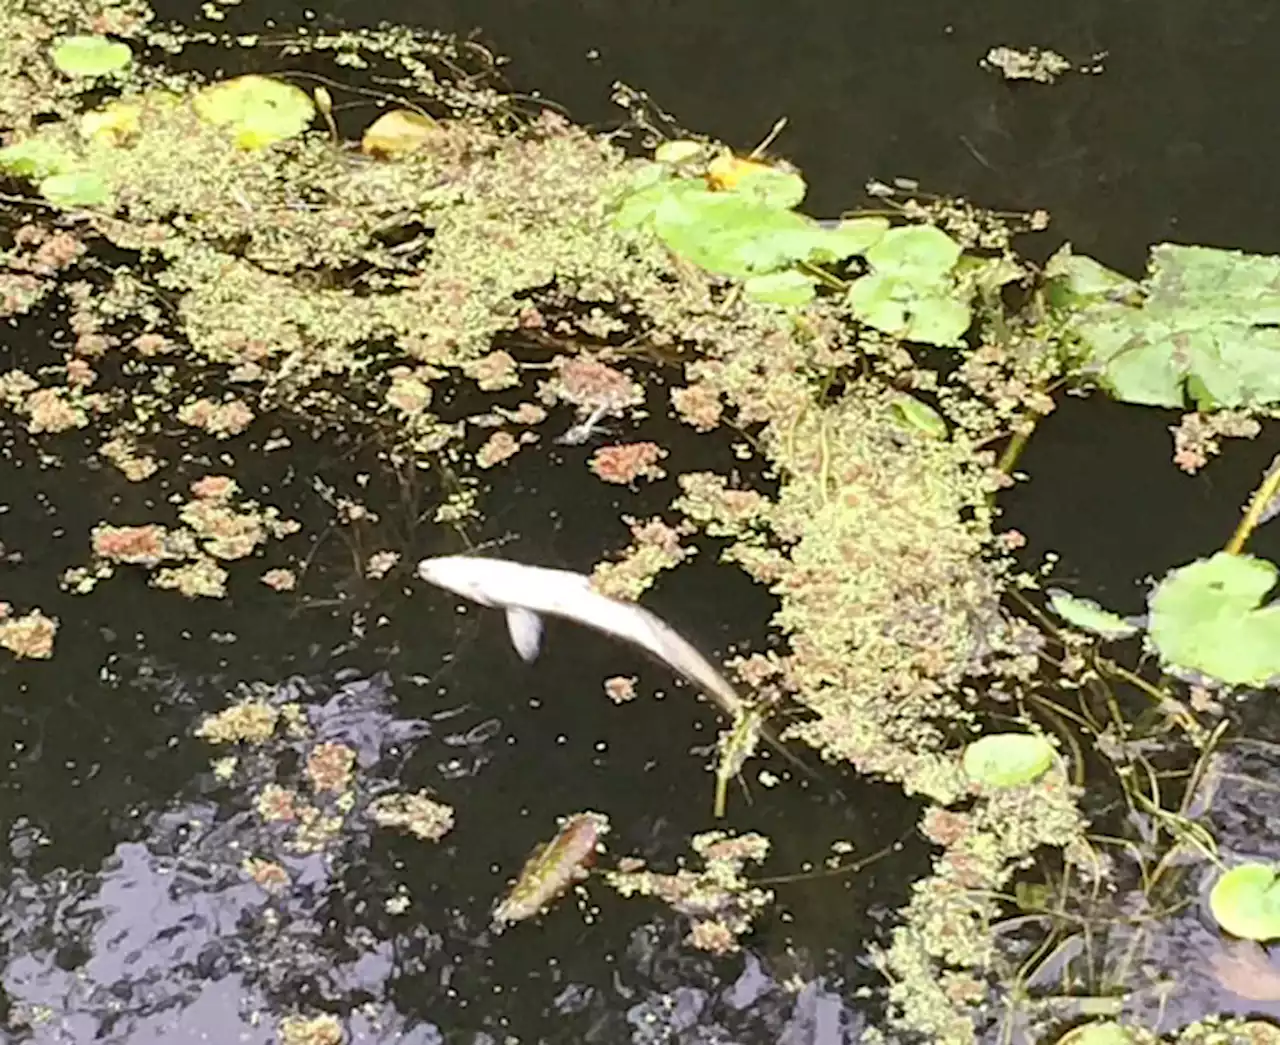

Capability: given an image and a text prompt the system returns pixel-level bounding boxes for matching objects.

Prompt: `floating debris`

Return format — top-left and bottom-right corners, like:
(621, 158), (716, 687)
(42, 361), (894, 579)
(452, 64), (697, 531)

(606, 830), (772, 954)
(369, 790), (455, 842)
(603, 675), (638, 703)
(195, 700), (279, 744)
(0, 607), (57, 659)
(589, 441), (668, 484)
(981, 46), (1073, 84)
(305, 741), (356, 793)
(492, 811), (610, 929)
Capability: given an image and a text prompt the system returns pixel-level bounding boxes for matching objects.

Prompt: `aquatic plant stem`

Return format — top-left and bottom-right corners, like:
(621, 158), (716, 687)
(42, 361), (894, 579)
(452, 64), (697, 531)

(1224, 453), (1280, 554)
(995, 418), (1035, 476)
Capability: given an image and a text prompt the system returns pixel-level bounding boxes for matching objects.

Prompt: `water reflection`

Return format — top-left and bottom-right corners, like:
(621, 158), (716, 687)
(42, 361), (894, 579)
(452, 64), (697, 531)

(0, 658), (898, 1044)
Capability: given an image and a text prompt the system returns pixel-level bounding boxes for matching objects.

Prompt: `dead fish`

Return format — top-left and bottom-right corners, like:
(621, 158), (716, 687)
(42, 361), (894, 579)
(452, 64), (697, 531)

(492, 811), (609, 929)
(416, 555), (747, 720)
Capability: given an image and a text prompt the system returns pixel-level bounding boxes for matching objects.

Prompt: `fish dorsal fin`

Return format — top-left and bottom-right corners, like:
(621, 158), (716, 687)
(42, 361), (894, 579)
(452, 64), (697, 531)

(506, 607), (544, 662)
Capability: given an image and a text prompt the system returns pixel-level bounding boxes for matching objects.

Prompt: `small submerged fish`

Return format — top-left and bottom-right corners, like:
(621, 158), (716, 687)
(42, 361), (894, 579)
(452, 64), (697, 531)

(416, 555), (747, 720)
(492, 811), (609, 929)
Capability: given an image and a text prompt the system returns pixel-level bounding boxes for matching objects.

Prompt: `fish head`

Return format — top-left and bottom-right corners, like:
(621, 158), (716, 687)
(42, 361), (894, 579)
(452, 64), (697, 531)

(416, 555), (501, 606)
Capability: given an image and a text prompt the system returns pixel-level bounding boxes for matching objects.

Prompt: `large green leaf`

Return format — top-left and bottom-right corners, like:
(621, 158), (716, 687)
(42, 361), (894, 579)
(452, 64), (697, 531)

(847, 272), (971, 346)
(1147, 552), (1280, 686)
(1209, 863), (1280, 941)
(1062, 244), (1280, 408)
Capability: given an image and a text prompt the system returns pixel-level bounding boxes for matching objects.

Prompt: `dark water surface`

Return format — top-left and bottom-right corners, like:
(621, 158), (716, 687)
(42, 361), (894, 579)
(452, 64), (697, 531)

(7, 0), (1280, 1042)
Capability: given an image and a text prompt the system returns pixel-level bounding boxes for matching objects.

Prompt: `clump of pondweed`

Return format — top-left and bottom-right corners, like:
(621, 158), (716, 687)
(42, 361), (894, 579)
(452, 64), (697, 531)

(605, 830), (774, 955)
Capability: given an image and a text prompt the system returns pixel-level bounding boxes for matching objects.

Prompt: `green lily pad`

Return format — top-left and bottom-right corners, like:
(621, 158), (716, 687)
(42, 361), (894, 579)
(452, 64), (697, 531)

(653, 140), (702, 164)
(1044, 243), (1140, 308)
(1047, 590), (1140, 640)
(962, 733), (1055, 787)
(865, 224), (963, 280)
(1054, 1022), (1137, 1045)
(51, 35), (132, 77)
(193, 75), (316, 149)
(814, 217), (890, 260)
(652, 190), (829, 279)
(1210, 863), (1280, 940)
(1147, 552), (1280, 687)
(729, 167), (807, 210)
(847, 272), (972, 346)
(0, 137), (73, 179)
(743, 269), (817, 306)
(1064, 244), (1280, 408)
(889, 394), (948, 439)
(38, 171), (112, 208)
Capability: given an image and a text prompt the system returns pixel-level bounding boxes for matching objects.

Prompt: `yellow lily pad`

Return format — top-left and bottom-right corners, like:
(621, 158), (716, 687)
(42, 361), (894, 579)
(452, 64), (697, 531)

(360, 110), (442, 159)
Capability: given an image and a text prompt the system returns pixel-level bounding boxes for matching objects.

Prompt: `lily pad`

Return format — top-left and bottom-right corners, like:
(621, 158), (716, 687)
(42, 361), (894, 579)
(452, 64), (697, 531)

(1210, 863), (1280, 941)
(847, 272), (972, 346)
(653, 140), (703, 164)
(1053, 1022), (1137, 1045)
(865, 224), (963, 280)
(889, 394), (948, 439)
(1147, 552), (1280, 687)
(962, 733), (1055, 787)
(1064, 244), (1280, 408)
(360, 110), (441, 159)
(0, 137), (73, 179)
(193, 75), (316, 149)
(51, 35), (132, 77)
(1047, 590), (1140, 640)
(743, 270), (817, 306)
(38, 171), (112, 209)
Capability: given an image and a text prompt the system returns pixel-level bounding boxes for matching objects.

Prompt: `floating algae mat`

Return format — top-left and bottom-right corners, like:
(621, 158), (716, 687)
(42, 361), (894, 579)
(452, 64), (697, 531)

(2, 2), (1280, 1044)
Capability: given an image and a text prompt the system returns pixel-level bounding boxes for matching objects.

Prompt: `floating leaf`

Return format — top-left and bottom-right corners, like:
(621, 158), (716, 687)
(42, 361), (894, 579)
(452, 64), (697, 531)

(0, 137), (73, 179)
(653, 191), (829, 280)
(80, 101), (142, 143)
(815, 217), (889, 259)
(865, 224), (963, 280)
(743, 269), (816, 306)
(193, 75), (315, 149)
(847, 272), (971, 346)
(1210, 863), (1280, 941)
(360, 110), (441, 159)
(889, 394), (948, 439)
(723, 166), (807, 210)
(1053, 1022), (1137, 1045)
(654, 140), (702, 164)
(962, 733), (1055, 787)
(51, 35), (132, 77)
(1147, 552), (1280, 687)
(1047, 590), (1140, 640)
(1064, 244), (1280, 408)
(38, 171), (112, 208)
(1044, 243), (1140, 309)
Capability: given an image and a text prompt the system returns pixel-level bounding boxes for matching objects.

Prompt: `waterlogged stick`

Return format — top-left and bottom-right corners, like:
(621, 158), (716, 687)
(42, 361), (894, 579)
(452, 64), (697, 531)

(1225, 453), (1280, 555)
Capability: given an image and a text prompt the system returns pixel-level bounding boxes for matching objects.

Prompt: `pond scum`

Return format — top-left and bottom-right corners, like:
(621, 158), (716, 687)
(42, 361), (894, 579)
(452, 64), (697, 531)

(6, 2), (1280, 1045)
